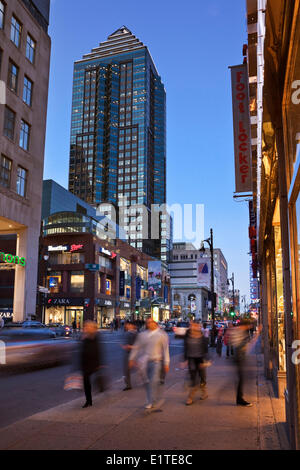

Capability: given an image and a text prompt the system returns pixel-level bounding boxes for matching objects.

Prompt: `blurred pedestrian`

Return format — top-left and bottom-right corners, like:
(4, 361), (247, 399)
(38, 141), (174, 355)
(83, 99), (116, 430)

(129, 318), (170, 410)
(80, 320), (102, 408)
(216, 327), (223, 357)
(224, 323), (234, 358)
(182, 321), (208, 405)
(211, 324), (218, 347)
(230, 319), (256, 407)
(72, 319), (77, 335)
(122, 322), (137, 391)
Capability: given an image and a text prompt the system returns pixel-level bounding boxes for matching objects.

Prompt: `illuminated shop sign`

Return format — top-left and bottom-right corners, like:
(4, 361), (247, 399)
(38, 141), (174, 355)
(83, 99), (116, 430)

(48, 245), (68, 252)
(48, 244), (84, 252)
(0, 252), (26, 266)
(70, 244), (84, 252)
(100, 247), (117, 259)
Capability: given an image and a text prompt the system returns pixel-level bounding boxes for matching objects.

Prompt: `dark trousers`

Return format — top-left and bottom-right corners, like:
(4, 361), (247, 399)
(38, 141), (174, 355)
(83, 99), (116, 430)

(83, 374), (92, 404)
(188, 357), (206, 387)
(236, 358), (245, 402)
(226, 345), (234, 356)
(123, 352), (131, 388)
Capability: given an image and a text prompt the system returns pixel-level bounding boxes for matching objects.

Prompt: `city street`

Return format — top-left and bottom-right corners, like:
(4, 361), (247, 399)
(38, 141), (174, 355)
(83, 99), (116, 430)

(1, 0), (300, 451)
(0, 334), (290, 450)
(0, 331), (183, 430)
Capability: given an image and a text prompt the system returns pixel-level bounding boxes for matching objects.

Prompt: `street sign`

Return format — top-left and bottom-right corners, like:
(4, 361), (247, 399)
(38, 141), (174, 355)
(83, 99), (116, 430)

(85, 264), (99, 272)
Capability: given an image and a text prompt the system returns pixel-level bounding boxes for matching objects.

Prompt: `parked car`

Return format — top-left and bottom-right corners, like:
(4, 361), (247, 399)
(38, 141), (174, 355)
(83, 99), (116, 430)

(173, 321), (190, 338)
(46, 323), (72, 337)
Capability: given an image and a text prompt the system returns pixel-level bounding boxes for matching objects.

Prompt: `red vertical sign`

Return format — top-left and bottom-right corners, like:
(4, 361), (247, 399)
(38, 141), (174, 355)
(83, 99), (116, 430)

(230, 64), (252, 194)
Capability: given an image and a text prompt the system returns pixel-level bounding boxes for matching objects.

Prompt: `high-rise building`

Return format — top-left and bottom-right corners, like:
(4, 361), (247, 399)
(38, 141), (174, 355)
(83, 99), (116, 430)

(0, 0), (51, 321)
(68, 26), (168, 260)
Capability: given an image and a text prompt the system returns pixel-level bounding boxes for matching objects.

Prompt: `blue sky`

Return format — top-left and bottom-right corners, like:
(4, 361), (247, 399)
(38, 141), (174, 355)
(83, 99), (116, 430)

(44, 0), (250, 302)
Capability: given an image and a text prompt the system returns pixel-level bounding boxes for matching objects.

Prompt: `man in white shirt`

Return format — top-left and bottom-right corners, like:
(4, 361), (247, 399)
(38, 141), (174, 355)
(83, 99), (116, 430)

(129, 318), (170, 409)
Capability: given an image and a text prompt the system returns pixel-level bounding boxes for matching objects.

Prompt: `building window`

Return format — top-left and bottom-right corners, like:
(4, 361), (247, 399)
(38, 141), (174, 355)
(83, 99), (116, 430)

(0, 154), (11, 188)
(3, 106), (15, 140)
(70, 271), (84, 293)
(8, 60), (19, 93)
(0, 2), (5, 30)
(11, 16), (22, 48)
(47, 273), (62, 294)
(23, 76), (33, 106)
(19, 120), (30, 150)
(26, 34), (36, 63)
(16, 166), (27, 197)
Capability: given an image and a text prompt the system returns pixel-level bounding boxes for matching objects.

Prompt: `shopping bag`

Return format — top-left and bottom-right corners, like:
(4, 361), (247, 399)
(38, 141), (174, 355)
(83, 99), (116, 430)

(93, 367), (110, 393)
(64, 373), (83, 391)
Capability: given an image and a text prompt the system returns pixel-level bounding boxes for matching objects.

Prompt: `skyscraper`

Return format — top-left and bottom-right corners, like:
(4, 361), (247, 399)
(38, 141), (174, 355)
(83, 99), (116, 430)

(68, 27), (169, 260)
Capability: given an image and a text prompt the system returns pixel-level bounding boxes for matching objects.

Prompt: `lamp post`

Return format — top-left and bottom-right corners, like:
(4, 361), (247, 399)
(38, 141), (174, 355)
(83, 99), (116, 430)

(227, 273), (235, 317)
(199, 228), (215, 345)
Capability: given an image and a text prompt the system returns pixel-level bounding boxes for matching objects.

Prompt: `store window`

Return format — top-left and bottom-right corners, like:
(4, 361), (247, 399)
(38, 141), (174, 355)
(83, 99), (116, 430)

(70, 271), (84, 293)
(296, 193), (300, 303)
(274, 225), (285, 372)
(99, 255), (112, 269)
(47, 272), (61, 294)
(49, 252), (84, 265)
(106, 279), (112, 295)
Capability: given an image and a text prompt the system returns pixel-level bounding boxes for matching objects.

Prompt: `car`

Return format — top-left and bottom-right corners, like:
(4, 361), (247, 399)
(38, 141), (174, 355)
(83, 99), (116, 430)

(46, 323), (72, 337)
(22, 321), (47, 329)
(0, 330), (74, 370)
(173, 321), (190, 338)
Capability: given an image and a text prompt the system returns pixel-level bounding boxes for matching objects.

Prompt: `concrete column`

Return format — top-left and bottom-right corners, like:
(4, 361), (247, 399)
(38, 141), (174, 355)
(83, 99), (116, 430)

(13, 226), (39, 322)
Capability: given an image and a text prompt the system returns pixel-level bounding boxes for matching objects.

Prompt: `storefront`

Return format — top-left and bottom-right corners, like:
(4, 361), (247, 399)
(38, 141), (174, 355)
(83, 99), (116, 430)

(119, 300), (132, 320)
(45, 297), (85, 328)
(96, 298), (115, 328)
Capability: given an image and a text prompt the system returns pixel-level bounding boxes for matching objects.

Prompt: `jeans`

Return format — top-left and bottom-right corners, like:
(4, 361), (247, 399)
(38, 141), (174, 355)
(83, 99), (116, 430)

(145, 360), (162, 406)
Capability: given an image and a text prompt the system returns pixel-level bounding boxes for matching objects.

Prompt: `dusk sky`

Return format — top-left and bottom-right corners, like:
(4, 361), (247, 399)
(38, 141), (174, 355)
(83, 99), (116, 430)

(44, 0), (250, 303)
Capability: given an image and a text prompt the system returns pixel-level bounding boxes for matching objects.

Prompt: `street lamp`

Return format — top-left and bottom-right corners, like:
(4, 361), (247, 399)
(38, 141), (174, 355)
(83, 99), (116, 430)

(227, 273), (235, 317)
(199, 228), (215, 345)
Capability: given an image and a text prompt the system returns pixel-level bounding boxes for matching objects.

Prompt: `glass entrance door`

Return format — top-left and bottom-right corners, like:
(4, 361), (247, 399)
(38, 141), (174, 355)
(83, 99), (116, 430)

(67, 308), (83, 329)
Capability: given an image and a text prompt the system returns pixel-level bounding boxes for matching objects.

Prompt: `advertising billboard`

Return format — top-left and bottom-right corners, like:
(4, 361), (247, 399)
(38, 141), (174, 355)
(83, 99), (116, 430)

(148, 261), (162, 292)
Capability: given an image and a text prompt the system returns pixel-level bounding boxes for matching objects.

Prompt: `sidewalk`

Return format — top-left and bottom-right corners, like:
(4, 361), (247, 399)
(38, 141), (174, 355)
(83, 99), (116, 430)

(0, 348), (290, 450)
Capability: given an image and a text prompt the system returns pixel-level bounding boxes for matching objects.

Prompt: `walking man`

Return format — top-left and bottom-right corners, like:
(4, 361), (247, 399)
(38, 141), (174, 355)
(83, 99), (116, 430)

(79, 321), (102, 408)
(183, 321), (208, 405)
(129, 318), (170, 410)
(121, 322), (137, 391)
(230, 319), (261, 407)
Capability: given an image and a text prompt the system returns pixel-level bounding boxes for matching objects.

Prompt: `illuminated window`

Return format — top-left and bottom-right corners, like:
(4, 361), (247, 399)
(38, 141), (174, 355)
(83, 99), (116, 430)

(70, 271), (84, 293)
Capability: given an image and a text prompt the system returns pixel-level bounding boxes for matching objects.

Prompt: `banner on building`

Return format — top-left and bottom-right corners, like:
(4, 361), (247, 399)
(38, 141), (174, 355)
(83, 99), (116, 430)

(148, 261), (162, 292)
(230, 63), (252, 194)
(197, 259), (210, 288)
(119, 271), (125, 297)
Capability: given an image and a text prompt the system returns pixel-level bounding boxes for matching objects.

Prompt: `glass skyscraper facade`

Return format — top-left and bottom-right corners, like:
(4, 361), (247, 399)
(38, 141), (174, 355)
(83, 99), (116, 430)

(68, 27), (170, 260)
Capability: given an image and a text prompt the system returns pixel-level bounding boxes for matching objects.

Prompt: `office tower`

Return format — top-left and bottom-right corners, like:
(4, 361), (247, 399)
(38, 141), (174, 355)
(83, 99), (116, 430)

(0, 0), (51, 321)
(68, 27), (168, 260)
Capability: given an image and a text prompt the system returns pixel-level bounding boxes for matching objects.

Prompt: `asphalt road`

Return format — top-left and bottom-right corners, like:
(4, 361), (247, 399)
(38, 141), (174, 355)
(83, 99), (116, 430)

(0, 331), (183, 429)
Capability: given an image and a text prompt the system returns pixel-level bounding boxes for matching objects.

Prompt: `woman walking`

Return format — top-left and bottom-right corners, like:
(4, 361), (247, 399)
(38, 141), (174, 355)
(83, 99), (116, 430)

(183, 321), (208, 406)
(80, 321), (102, 408)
